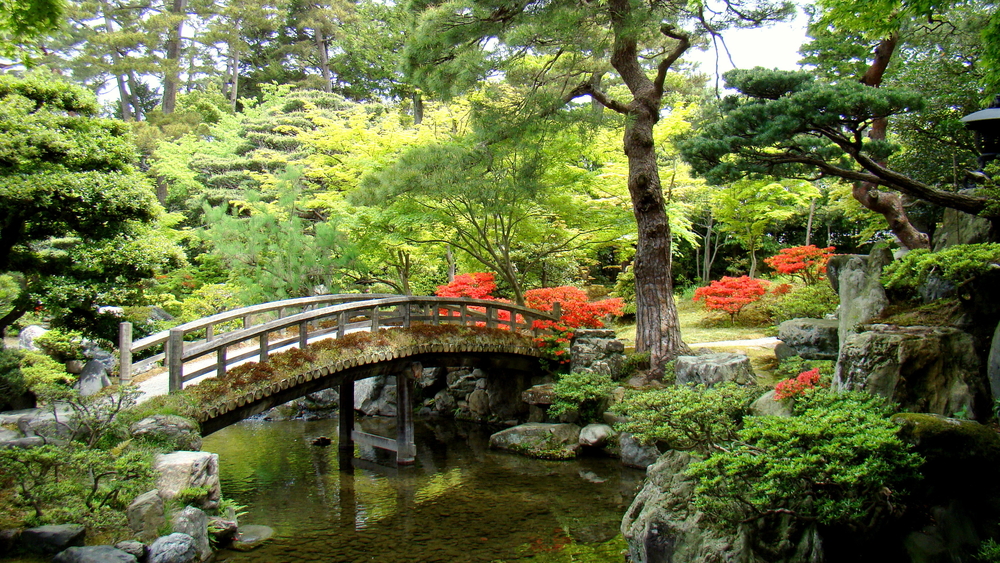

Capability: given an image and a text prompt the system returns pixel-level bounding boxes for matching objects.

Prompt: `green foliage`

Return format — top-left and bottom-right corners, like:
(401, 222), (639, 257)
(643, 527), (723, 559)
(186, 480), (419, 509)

(978, 539), (1000, 562)
(611, 270), (636, 317)
(615, 382), (760, 454)
(548, 372), (615, 424)
(174, 486), (211, 507)
(768, 283), (839, 323)
(772, 356), (835, 382)
(882, 243), (1000, 295)
(620, 351), (650, 379)
(0, 71), (184, 338)
(19, 350), (73, 391)
(33, 329), (85, 362)
(0, 346), (26, 400)
(687, 389), (923, 531)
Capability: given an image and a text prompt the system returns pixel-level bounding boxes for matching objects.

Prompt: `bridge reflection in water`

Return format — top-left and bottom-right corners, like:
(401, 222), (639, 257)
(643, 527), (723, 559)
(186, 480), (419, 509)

(204, 417), (644, 562)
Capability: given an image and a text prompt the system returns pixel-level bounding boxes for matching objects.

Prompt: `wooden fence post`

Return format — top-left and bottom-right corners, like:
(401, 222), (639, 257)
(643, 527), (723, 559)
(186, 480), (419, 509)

(167, 328), (184, 393)
(118, 322), (132, 384)
(259, 332), (269, 363)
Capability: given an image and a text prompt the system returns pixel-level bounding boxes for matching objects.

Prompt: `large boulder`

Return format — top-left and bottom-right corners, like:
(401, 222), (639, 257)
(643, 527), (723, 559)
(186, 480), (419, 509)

(171, 506), (210, 562)
(148, 533), (199, 563)
(75, 360), (112, 397)
(127, 490), (166, 542)
(777, 318), (839, 361)
(621, 450), (823, 563)
(18, 524), (85, 555)
(674, 353), (755, 387)
(932, 198), (993, 251)
(834, 248), (892, 349)
(154, 451), (221, 511)
(489, 423), (581, 460)
(835, 325), (988, 419)
(17, 325), (47, 351)
(53, 546), (137, 563)
(570, 329), (626, 378)
(579, 424), (615, 448)
(130, 415), (202, 451)
(354, 375), (392, 416)
(618, 432), (661, 469)
(749, 389), (793, 417)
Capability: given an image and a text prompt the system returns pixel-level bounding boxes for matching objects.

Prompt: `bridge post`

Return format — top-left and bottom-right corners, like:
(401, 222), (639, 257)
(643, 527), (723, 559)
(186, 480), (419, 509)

(396, 362), (418, 465)
(339, 378), (355, 469)
(167, 328), (184, 392)
(118, 322), (132, 384)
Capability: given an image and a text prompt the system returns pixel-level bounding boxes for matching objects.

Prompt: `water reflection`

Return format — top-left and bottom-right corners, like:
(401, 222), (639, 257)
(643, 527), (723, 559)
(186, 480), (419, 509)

(203, 417), (643, 562)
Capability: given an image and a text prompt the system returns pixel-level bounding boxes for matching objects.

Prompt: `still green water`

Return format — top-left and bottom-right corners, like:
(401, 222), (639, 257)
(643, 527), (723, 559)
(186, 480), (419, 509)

(203, 417), (644, 562)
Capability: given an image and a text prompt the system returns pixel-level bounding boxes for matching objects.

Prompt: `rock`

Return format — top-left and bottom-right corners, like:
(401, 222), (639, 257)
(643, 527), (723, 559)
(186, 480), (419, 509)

(114, 540), (146, 560)
(777, 318), (839, 360)
(468, 389), (490, 418)
(835, 325), (987, 419)
(354, 376), (385, 415)
(749, 390), (793, 417)
(208, 517), (239, 545)
(418, 366), (445, 389)
(485, 370), (532, 421)
(16, 406), (76, 440)
(131, 415), (202, 451)
(230, 525), (274, 552)
(0, 436), (46, 449)
(674, 353), (755, 387)
(989, 320), (1000, 402)
(128, 490), (166, 542)
(148, 306), (175, 322)
(618, 432), (660, 469)
(171, 506), (210, 562)
(75, 360), (112, 397)
(53, 546), (137, 563)
(17, 325), (47, 351)
(917, 274), (957, 304)
(570, 329), (626, 378)
(148, 533), (199, 563)
(521, 383), (556, 406)
(302, 388), (339, 409)
(579, 424), (615, 448)
(0, 428), (21, 442)
(489, 423), (581, 460)
(81, 340), (117, 373)
(154, 451), (221, 511)
(836, 248), (892, 349)
(932, 199), (993, 251)
(432, 389), (455, 414)
(19, 524), (85, 554)
(622, 450), (823, 563)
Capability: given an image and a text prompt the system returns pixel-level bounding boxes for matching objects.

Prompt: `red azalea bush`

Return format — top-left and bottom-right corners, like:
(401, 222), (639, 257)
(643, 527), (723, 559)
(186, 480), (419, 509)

(764, 245), (835, 285)
(773, 368), (828, 400)
(693, 276), (769, 323)
(524, 286), (624, 329)
(435, 272), (498, 300)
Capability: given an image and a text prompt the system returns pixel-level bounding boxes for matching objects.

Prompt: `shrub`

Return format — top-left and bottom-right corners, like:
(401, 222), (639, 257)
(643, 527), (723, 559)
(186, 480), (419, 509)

(548, 371), (616, 423)
(615, 382), (761, 454)
(34, 329), (85, 362)
(0, 347), (27, 399)
(768, 282), (839, 323)
(611, 269), (637, 318)
(693, 276), (769, 324)
(772, 356), (835, 382)
(687, 389), (923, 532)
(524, 286), (624, 329)
(19, 351), (74, 391)
(764, 245), (835, 285)
(773, 367), (828, 400)
(882, 243), (1000, 295)
(435, 272), (498, 299)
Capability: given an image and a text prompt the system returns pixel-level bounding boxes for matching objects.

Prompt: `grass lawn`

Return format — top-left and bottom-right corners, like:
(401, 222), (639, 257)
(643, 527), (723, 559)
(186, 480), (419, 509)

(614, 297), (771, 346)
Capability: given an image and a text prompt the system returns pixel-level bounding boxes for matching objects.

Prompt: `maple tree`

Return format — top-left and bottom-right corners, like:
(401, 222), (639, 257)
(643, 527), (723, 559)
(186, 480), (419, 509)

(524, 286), (624, 330)
(434, 273), (498, 300)
(692, 276), (769, 324)
(764, 246), (836, 285)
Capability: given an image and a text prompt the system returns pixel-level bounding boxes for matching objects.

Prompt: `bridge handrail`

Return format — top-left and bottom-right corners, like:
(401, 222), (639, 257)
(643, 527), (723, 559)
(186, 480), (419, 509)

(125, 295), (560, 391)
(119, 294), (397, 380)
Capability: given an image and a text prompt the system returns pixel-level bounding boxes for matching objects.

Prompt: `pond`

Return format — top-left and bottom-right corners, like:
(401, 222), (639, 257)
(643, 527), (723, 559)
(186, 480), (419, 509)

(203, 417), (644, 562)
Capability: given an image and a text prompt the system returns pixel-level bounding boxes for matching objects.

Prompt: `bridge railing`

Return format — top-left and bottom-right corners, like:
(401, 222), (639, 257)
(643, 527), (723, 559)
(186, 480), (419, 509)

(120, 295), (560, 392)
(118, 294), (397, 383)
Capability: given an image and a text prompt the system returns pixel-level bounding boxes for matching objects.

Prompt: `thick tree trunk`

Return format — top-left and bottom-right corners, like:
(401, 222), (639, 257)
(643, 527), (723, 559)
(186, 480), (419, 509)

(856, 34), (930, 250)
(606, 0), (690, 379)
(160, 0), (187, 114)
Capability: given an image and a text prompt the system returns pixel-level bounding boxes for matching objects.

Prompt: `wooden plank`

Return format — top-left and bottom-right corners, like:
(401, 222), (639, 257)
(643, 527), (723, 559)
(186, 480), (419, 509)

(217, 347), (227, 377)
(118, 322), (132, 384)
(259, 332), (269, 364)
(167, 328), (184, 392)
(352, 430), (399, 452)
(299, 321), (308, 349)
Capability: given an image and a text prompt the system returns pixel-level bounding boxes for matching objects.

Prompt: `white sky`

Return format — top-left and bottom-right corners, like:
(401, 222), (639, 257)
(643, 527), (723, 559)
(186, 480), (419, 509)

(684, 12), (811, 80)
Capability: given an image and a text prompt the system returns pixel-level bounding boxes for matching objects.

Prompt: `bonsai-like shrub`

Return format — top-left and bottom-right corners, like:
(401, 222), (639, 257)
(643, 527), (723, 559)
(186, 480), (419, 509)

(882, 243), (1000, 295)
(687, 389), (922, 531)
(548, 371), (616, 423)
(693, 276), (769, 324)
(34, 329), (85, 362)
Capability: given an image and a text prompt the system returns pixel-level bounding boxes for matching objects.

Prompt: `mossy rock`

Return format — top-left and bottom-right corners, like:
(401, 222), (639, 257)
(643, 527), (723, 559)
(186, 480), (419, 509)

(894, 413), (1000, 502)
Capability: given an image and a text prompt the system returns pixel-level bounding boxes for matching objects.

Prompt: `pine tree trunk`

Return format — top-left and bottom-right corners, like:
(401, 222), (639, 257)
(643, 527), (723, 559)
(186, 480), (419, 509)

(413, 91), (424, 125)
(161, 0), (187, 114)
(316, 28), (333, 93)
(855, 34), (930, 250)
(229, 49), (240, 111)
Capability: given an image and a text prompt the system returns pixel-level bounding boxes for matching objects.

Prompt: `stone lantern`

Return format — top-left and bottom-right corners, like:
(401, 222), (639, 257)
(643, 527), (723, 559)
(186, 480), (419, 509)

(962, 94), (1000, 171)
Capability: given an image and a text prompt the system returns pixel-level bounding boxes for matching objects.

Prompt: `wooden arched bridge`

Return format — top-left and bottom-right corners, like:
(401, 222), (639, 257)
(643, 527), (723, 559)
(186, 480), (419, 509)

(118, 295), (561, 464)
